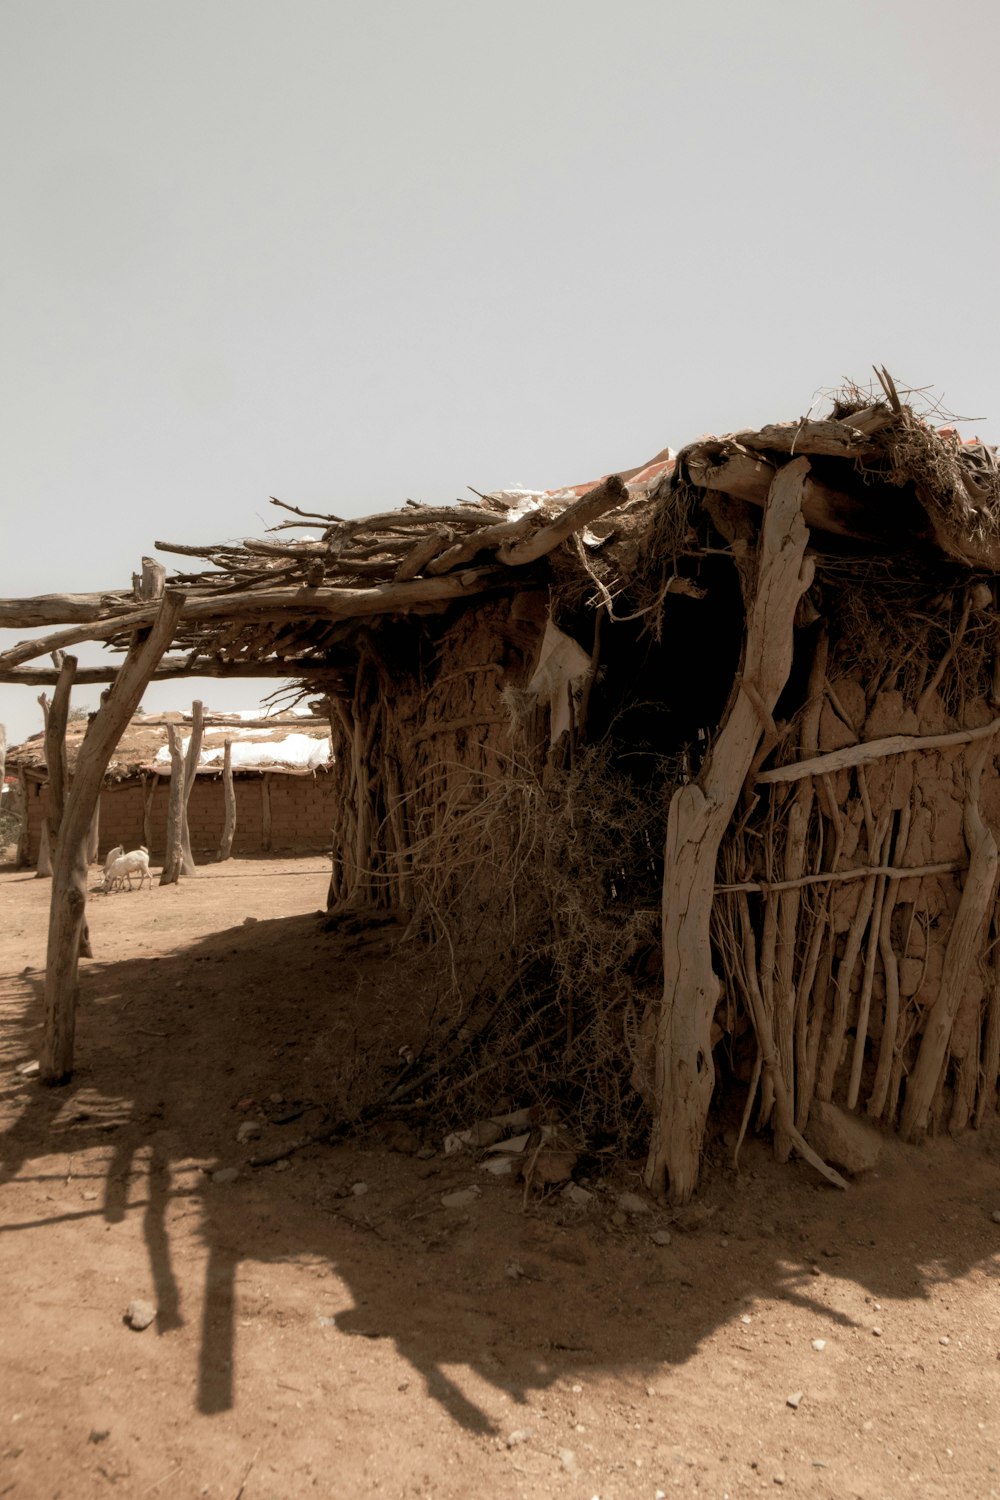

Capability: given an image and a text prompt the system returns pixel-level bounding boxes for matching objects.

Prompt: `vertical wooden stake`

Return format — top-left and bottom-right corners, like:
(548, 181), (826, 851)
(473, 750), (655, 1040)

(40, 590), (184, 1084)
(217, 740), (236, 861)
(179, 700), (204, 876)
(644, 460), (813, 1204)
(142, 773), (155, 851)
(160, 726), (186, 886)
(16, 765), (31, 868)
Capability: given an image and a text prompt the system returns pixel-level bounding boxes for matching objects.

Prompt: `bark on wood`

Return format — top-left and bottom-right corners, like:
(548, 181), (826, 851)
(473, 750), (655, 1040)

(732, 417), (886, 458)
(0, 722), (5, 798)
(87, 798), (100, 865)
(142, 774), (155, 852)
(498, 475), (628, 566)
(36, 822), (52, 878)
(394, 527), (454, 581)
(736, 892), (848, 1191)
(138, 557), (166, 600)
(40, 591), (184, 1083)
(0, 592), (130, 628)
(756, 717), (1000, 785)
(899, 740), (1000, 1141)
(159, 725), (186, 886)
(644, 459), (814, 1203)
(15, 765), (30, 867)
(0, 658), (340, 685)
(40, 657), (76, 880)
(178, 700), (204, 877)
(217, 740), (236, 861)
(0, 569), (506, 670)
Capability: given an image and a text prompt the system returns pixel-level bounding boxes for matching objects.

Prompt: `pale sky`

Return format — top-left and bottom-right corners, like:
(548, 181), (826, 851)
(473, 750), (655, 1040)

(3, 0), (999, 746)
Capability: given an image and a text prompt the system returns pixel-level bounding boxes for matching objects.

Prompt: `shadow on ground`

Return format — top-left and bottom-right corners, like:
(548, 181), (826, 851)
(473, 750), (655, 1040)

(3, 898), (1000, 1437)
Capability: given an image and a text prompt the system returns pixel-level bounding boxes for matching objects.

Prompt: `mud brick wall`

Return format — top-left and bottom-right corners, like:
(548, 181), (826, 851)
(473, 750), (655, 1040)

(20, 770), (338, 864)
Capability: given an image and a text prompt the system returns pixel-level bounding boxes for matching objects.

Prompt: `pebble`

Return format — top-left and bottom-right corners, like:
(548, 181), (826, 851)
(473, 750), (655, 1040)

(124, 1299), (156, 1331)
(940, 1336), (950, 1346)
(351, 1181), (369, 1196)
(650, 1229), (672, 1247)
(872, 1327), (883, 1337)
(740, 1315), (752, 1325)
(236, 1120), (261, 1143)
(991, 1210), (1000, 1224)
(505, 1428), (532, 1448)
(441, 1186), (480, 1210)
(82, 1190), (99, 1202)
(617, 1191), (651, 1215)
(811, 1339), (827, 1352)
(786, 1391), (803, 1410)
(558, 1448), (577, 1473)
(273, 1159), (290, 1173)
(212, 1167), (239, 1184)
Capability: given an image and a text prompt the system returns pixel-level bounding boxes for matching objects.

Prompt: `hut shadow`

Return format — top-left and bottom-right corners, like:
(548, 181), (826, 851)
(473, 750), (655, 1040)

(3, 909), (1000, 1437)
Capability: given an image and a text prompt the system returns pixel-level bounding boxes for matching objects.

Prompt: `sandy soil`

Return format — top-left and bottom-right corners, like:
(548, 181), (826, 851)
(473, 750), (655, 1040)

(2, 855), (1000, 1500)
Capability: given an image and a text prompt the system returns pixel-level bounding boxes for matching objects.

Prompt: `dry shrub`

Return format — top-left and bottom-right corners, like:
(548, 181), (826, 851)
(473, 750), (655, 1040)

(353, 735), (674, 1153)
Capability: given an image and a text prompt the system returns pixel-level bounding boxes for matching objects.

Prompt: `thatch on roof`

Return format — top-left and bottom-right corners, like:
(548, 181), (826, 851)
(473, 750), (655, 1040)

(5, 372), (1000, 1201)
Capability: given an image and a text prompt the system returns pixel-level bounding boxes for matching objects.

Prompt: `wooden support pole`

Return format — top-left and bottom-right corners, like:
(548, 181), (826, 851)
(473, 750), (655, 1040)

(40, 590), (184, 1084)
(217, 740), (236, 861)
(159, 726), (186, 886)
(179, 699), (204, 877)
(142, 773), (155, 852)
(644, 460), (813, 1204)
(15, 765), (30, 868)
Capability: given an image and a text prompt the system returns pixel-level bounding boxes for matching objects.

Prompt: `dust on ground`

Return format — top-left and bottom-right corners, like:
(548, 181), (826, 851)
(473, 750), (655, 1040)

(2, 855), (1000, 1500)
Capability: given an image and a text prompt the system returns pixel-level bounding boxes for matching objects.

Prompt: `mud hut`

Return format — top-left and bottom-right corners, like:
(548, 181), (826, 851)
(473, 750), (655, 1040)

(4, 374), (1000, 1201)
(6, 710), (334, 866)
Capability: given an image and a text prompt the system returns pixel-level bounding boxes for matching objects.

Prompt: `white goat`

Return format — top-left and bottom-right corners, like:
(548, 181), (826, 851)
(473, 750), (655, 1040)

(103, 846), (151, 893)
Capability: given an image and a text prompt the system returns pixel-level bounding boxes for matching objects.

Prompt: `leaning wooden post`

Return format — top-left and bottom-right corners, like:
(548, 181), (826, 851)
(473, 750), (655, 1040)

(217, 739), (236, 861)
(644, 459), (814, 1203)
(178, 699), (204, 876)
(40, 590), (184, 1084)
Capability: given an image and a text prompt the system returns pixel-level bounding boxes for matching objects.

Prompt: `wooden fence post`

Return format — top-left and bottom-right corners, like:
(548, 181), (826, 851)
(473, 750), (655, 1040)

(40, 590), (184, 1084)
(217, 740), (236, 861)
(160, 700), (204, 882)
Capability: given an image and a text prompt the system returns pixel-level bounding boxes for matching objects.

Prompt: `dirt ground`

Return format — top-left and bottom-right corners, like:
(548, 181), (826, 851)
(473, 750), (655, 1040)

(2, 857), (1000, 1500)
